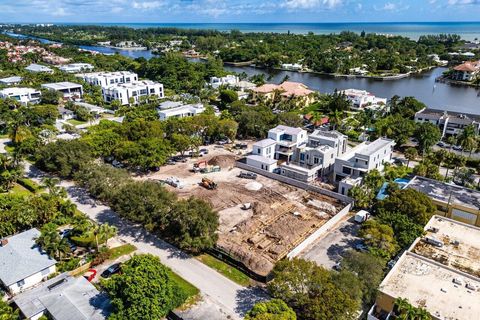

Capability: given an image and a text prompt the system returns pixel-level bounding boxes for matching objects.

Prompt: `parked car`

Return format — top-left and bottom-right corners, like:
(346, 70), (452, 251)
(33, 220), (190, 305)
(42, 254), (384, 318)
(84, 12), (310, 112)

(437, 141), (448, 148)
(332, 261), (342, 271)
(67, 240), (77, 252)
(238, 172), (257, 179)
(112, 160), (124, 168)
(200, 148), (209, 155)
(166, 159), (176, 165)
(101, 263), (122, 278)
(452, 145), (463, 151)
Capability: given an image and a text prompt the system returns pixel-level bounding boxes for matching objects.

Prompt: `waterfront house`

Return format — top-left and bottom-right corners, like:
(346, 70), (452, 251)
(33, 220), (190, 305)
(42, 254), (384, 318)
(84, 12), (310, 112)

(414, 108), (480, 138)
(0, 228), (57, 295)
(451, 60), (480, 82)
(340, 89), (387, 112)
(25, 63), (53, 74)
(0, 87), (41, 105)
(252, 81), (315, 107)
(41, 82), (84, 99)
(13, 272), (110, 320)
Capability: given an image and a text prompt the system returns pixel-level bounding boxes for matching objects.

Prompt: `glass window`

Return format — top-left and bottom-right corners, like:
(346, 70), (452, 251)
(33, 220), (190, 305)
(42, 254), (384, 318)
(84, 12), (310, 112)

(342, 166), (351, 175)
(17, 279), (25, 287)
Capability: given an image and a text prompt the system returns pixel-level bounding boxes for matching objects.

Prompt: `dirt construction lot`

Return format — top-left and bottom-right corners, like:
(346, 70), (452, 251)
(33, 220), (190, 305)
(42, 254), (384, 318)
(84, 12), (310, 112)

(139, 144), (348, 277)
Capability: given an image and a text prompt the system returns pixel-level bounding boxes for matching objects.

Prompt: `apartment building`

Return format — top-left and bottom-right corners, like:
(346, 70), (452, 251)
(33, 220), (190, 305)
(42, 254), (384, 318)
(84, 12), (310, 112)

(41, 82), (83, 99)
(369, 216), (480, 320)
(102, 80), (164, 105)
(0, 76), (23, 85)
(157, 101), (206, 120)
(406, 175), (480, 227)
(25, 63), (53, 74)
(0, 229), (57, 295)
(334, 138), (395, 195)
(414, 107), (480, 138)
(78, 71), (138, 88)
(340, 88), (388, 111)
(0, 87), (41, 105)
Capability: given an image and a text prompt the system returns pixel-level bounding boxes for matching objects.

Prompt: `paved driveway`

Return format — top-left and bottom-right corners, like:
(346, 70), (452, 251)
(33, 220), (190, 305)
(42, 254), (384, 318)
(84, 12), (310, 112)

(25, 163), (268, 319)
(300, 215), (362, 268)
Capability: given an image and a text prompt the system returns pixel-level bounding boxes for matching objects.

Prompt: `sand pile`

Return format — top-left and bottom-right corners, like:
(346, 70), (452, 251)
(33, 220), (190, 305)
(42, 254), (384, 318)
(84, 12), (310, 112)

(208, 155), (236, 168)
(245, 181), (263, 191)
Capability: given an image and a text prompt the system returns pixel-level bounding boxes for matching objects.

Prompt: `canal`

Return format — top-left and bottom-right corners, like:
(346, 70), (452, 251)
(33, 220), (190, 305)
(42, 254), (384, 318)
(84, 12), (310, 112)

(5, 32), (480, 114)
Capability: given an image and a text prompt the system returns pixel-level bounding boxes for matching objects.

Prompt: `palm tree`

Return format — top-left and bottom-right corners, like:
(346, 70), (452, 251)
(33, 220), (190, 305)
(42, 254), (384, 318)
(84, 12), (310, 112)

(457, 125), (477, 155)
(404, 147), (418, 168)
(94, 223), (117, 252)
(328, 109), (343, 130)
(41, 177), (66, 199)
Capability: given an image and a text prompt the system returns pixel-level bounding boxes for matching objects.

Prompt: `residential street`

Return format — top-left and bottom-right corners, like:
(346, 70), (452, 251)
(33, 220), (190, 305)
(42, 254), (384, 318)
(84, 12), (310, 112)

(25, 163), (268, 320)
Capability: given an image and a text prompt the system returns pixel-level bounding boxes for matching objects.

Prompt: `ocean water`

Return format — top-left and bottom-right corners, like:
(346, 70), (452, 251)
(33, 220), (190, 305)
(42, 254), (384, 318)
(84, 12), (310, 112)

(58, 22), (480, 40)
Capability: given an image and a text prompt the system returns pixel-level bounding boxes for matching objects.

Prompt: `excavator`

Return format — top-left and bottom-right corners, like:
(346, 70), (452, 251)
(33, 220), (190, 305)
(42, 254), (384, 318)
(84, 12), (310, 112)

(201, 177), (217, 190)
(192, 160), (208, 173)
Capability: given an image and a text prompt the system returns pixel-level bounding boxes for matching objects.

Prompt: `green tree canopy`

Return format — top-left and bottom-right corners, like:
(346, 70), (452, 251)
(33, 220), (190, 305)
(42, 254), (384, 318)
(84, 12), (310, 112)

(103, 254), (188, 320)
(245, 299), (297, 320)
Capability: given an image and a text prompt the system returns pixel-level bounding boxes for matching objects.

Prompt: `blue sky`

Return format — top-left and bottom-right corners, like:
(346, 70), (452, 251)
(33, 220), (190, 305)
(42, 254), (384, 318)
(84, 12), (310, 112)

(0, 0), (479, 23)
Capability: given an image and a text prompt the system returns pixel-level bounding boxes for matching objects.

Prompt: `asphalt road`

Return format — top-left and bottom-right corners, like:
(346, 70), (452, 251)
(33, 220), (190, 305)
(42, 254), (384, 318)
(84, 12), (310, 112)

(25, 163), (267, 319)
(300, 216), (362, 268)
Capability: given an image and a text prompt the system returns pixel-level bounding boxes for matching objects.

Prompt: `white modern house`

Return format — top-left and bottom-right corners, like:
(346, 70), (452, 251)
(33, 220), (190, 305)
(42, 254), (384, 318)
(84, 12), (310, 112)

(0, 228), (57, 295)
(209, 75), (239, 88)
(0, 76), (23, 85)
(41, 82), (84, 99)
(157, 101), (206, 120)
(25, 63), (53, 74)
(102, 80), (164, 105)
(58, 63), (94, 73)
(340, 89), (387, 111)
(78, 71), (138, 88)
(279, 130), (348, 182)
(0, 87), (41, 105)
(334, 138), (395, 195)
(14, 272), (110, 320)
(414, 108), (480, 138)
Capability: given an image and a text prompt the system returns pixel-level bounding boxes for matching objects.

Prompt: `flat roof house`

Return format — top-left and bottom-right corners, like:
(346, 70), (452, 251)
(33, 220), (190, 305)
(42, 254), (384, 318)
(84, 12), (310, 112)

(0, 87), (41, 106)
(41, 82), (83, 99)
(157, 101), (206, 121)
(59, 63), (94, 73)
(334, 138), (395, 195)
(414, 107), (480, 138)
(340, 89), (387, 112)
(209, 75), (239, 89)
(77, 71), (138, 88)
(406, 175), (480, 227)
(25, 63), (53, 74)
(0, 228), (57, 295)
(0, 76), (23, 85)
(13, 272), (110, 320)
(102, 80), (164, 105)
(368, 216), (480, 320)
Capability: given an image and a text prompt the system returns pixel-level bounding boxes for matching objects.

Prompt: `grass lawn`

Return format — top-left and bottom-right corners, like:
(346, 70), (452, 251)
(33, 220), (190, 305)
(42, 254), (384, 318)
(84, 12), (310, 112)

(197, 254), (251, 286)
(7, 183), (33, 196)
(107, 244), (137, 260)
(168, 269), (200, 309)
(67, 119), (87, 126)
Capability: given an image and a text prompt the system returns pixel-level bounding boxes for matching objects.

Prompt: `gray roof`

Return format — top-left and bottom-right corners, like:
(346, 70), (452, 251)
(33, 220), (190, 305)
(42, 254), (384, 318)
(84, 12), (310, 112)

(357, 138), (395, 156)
(407, 176), (480, 210)
(25, 64), (52, 72)
(158, 100), (183, 110)
(270, 125), (304, 135)
(41, 82), (83, 90)
(247, 154), (277, 165)
(0, 228), (57, 286)
(416, 108), (480, 123)
(0, 76), (23, 84)
(14, 273), (110, 320)
(253, 138), (277, 148)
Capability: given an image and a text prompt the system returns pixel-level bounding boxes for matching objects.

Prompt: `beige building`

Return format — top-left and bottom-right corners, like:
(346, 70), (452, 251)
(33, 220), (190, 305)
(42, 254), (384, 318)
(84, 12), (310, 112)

(406, 176), (480, 227)
(369, 216), (480, 320)
(251, 81), (315, 107)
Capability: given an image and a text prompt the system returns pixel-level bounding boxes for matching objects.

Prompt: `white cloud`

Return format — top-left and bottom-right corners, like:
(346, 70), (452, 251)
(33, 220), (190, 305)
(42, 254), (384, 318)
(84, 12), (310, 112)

(132, 1), (164, 9)
(448, 0), (479, 4)
(51, 7), (69, 16)
(281, 0), (342, 10)
(374, 1), (410, 12)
